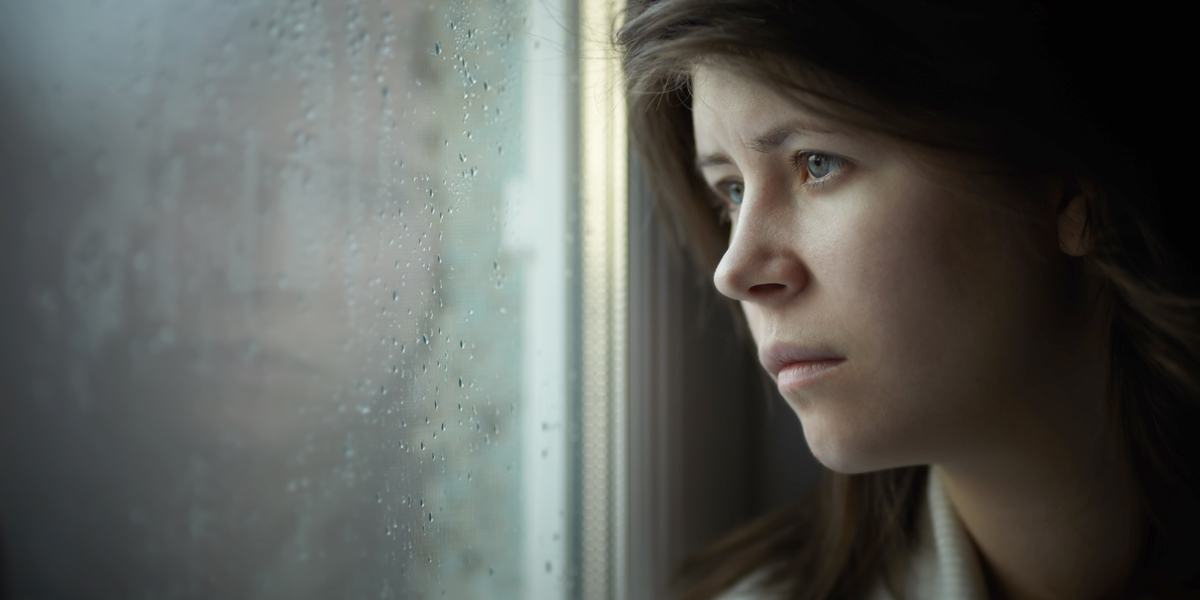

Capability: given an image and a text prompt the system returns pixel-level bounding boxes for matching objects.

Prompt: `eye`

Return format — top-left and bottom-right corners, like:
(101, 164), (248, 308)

(723, 180), (745, 205)
(802, 153), (846, 180)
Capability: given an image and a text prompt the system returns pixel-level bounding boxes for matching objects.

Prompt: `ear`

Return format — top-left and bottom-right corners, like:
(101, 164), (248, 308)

(1055, 179), (1091, 257)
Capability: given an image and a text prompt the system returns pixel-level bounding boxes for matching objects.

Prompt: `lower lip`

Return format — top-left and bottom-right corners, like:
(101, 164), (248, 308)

(777, 359), (845, 392)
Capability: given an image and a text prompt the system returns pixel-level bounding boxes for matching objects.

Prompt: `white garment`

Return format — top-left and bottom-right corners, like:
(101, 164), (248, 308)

(715, 468), (988, 600)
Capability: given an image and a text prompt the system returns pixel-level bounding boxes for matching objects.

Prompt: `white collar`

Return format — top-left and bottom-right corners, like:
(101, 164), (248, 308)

(716, 468), (990, 600)
(868, 467), (989, 600)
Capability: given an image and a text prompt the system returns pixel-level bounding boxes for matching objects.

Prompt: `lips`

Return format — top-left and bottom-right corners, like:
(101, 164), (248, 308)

(759, 342), (844, 379)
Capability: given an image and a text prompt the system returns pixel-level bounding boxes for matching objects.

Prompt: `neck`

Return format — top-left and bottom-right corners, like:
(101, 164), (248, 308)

(936, 324), (1140, 600)
(939, 434), (1139, 600)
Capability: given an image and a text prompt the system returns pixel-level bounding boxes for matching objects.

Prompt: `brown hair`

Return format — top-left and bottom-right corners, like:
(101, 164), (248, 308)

(617, 1), (1200, 598)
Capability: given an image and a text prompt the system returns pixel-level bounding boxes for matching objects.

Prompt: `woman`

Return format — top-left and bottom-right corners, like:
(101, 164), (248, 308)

(618, 1), (1200, 599)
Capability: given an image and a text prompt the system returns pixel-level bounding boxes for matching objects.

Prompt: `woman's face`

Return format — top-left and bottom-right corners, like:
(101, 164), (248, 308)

(692, 65), (1100, 474)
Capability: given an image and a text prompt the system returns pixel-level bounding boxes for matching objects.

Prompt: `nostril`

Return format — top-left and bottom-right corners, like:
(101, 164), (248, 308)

(748, 283), (786, 295)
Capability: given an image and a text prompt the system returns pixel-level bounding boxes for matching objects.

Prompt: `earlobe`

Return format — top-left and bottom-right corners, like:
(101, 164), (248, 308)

(1056, 185), (1091, 257)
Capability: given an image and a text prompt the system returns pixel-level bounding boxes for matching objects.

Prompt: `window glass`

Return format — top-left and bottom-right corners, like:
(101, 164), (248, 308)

(0, 1), (575, 597)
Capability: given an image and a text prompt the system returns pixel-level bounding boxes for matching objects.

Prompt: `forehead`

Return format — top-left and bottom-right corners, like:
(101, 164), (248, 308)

(691, 65), (765, 111)
(691, 65), (831, 150)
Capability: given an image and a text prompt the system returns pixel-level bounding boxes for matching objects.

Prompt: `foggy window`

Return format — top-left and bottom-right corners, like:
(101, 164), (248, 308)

(0, 0), (596, 597)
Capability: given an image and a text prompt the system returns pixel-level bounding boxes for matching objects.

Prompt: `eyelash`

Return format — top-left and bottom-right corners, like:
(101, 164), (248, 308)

(711, 151), (847, 223)
(792, 152), (845, 190)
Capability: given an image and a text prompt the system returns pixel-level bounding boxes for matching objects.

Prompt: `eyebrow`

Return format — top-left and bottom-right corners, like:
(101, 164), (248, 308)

(695, 121), (840, 170)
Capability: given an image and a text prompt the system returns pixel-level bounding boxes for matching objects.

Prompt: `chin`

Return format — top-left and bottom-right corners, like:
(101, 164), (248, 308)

(807, 441), (887, 474)
(791, 403), (910, 475)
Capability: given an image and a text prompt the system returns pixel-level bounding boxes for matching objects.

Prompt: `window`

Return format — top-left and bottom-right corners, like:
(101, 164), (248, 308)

(0, 0), (814, 598)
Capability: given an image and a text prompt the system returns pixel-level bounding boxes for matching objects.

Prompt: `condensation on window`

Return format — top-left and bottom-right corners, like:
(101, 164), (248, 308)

(0, 1), (575, 598)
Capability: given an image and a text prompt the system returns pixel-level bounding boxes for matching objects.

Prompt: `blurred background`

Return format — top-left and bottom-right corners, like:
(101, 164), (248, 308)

(0, 1), (818, 598)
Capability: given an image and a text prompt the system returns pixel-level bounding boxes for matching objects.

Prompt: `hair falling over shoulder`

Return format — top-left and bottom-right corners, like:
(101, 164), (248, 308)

(617, 1), (1200, 598)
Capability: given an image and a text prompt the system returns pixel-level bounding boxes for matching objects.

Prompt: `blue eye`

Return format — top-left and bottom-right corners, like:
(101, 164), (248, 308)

(725, 180), (744, 205)
(805, 153), (844, 179)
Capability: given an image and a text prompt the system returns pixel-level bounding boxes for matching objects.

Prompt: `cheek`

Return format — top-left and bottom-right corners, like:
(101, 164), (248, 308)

(815, 179), (1046, 466)
(820, 176), (980, 337)
(851, 174), (1023, 349)
(864, 200), (986, 337)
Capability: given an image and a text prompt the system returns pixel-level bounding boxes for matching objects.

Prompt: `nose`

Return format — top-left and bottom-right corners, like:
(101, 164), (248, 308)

(712, 183), (808, 305)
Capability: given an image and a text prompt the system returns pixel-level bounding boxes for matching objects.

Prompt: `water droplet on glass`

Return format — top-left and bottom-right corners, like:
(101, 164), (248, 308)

(434, 42), (441, 55)
(420, 498), (425, 507)
(458, 152), (467, 162)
